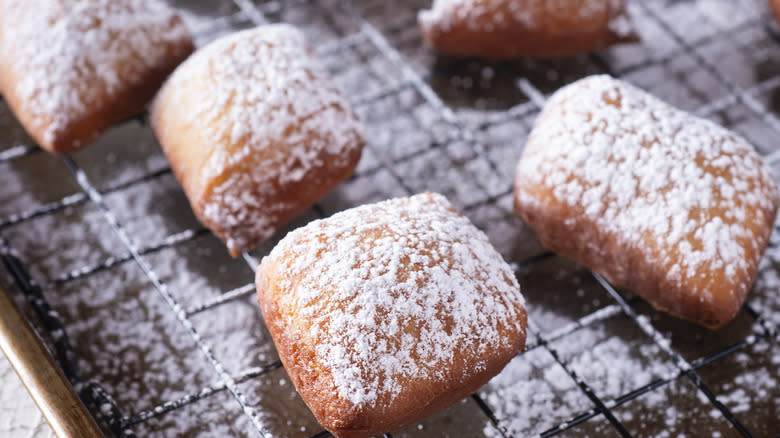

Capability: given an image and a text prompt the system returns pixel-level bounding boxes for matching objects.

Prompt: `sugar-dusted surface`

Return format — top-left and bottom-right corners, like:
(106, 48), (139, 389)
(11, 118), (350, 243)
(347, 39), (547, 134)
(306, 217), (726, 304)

(750, 210), (780, 328)
(0, 0), (191, 147)
(553, 417), (622, 438)
(153, 24), (365, 254)
(480, 347), (592, 437)
(550, 314), (677, 401)
(323, 39), (402, 103)
(259, 0), (360, 50)
(2, 203), (125, 283)
(467, 193), (547, 260)
(515, 74), (779, 326)
(146, 234), (255, 307)
(417, 0), (635, 59)
(419, 0), (630, 33)
(103, 173), (201, 245)
(633, 300), (761, 363)
(71, 121), (170, 191)
(0, 353), (56, 437)
(354, 87), (452, 162)
(0, 100), (34, 153)
(393, 397), (499, 437)
(258, 193), (526, 412)
(0, 102), (82, 217)
(189, 298), (279, 376)
(0, 153), (81, 220)
(611, 377), (743, 438)
(620, 53), (732, 112)
(318, 170), (409, 217)
(237, 368), (323, 438)
(697, 340), (779, 437)
(130, 389), (251, 438)
(518, 256), (612, 332)
(43, 262), (217, 414)
(395, 144), (504, 210)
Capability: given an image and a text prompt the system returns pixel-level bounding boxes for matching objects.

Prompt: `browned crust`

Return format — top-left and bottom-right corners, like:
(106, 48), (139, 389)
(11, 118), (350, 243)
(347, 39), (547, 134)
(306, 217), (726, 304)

(0, 14), (194, 154)
(515, 194), (770, 328)
(148, 78), (208, 215)
(150, 30), (366, 257)
(151, 85), (365, 257)
(513, 161), (778, 331)
(207, 141), (363, 258)
(256, 232), (527, 438)
(419, 0), (637, 59)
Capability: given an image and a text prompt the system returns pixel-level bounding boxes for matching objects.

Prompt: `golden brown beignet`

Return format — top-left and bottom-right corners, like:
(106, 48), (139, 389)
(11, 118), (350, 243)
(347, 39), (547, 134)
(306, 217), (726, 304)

(0, 0), (194, 153)
(151, 24), (365, 256)
(418, 0), (637, 58)
(256, 193), (527, 438)
(514, 75), (779, 329)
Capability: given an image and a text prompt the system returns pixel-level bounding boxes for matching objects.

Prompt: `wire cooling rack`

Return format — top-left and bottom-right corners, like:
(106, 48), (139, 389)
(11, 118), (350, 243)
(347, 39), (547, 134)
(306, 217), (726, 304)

(0, 0), (778, 436)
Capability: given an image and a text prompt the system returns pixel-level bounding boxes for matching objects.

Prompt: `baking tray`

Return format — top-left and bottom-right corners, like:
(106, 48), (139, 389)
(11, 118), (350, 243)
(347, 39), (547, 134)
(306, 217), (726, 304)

(0, 0), (778, 436)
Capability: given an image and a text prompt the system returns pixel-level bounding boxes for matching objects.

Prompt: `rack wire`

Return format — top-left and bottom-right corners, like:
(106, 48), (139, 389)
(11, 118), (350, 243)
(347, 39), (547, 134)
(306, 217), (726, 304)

(0, 0), (778, 436)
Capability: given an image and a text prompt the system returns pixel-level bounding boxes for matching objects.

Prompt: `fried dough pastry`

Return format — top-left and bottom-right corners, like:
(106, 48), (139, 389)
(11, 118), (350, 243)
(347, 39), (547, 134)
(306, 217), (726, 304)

(151, 24), (365, 256)
(256, 193), (527, 438)
(418, 0), (636, 58)
(0, 0), (194, 153)
(514, 75), (779, 329)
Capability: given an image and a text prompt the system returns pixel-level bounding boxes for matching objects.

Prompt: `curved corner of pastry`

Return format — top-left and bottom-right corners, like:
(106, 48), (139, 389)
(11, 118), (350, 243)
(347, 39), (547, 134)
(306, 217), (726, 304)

(20, 107), (85, 155)
(46, 132), (92, 155)
(700, 302), (741, 331)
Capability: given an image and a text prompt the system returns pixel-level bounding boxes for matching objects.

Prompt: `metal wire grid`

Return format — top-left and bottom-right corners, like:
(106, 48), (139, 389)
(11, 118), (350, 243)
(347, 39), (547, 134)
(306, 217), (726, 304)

(0, 0), (778, 436)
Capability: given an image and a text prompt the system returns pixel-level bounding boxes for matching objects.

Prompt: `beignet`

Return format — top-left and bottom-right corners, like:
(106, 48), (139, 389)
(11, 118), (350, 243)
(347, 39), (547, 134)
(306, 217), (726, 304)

(151, 24), (365, 256)
(0, 0), (194, 153)
(514, 75), (779, 329)
(256, 193), (527, 438)
(418, 0), (636, 58)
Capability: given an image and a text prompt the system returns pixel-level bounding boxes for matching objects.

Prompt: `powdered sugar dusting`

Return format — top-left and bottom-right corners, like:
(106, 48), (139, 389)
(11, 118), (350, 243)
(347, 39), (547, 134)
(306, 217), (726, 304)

(158, 24), (364, 254)
(515, 75), (778, 306)
(260, 193), (526, 408)
(480, 348), (591, 437)
(419, 0), (629, 34)
(0, 0), (191, 146)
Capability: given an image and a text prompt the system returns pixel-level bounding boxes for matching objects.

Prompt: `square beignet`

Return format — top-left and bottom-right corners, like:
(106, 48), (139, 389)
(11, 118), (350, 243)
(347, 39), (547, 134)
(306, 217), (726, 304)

(514, 75), (779, 329)
(151, 25), (366, 256)
(256, 192), (527, 438)
(419, 0), (636, 58)
(0, 0), (194, 153)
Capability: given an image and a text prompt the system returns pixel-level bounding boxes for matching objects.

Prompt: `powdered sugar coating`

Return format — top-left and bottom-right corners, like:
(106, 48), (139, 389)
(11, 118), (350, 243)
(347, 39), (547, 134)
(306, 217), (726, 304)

(0, 0), (191, 147)
(419, 0), (630, 35)
(156, 24), (365, 255)
(259, 192), (526, 409)
(515, 75), (778, 317)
